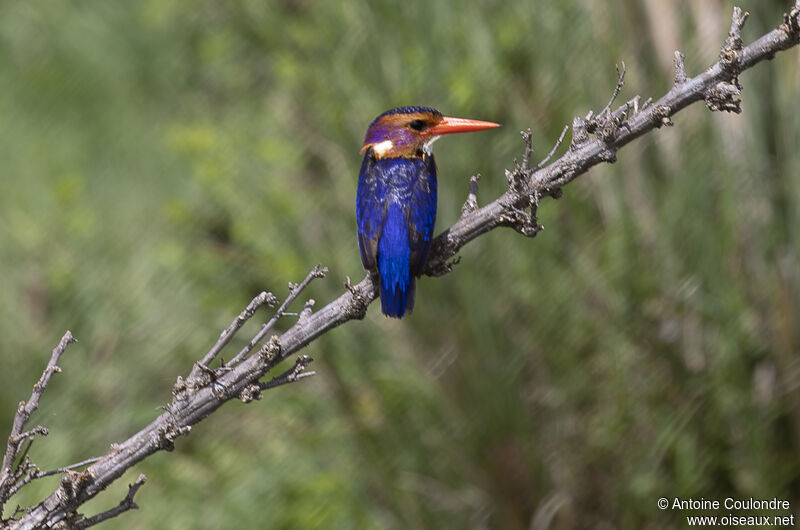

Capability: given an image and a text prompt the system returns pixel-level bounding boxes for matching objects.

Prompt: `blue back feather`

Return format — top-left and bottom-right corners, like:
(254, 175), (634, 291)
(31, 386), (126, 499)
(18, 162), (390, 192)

(356, 154), (437, 318)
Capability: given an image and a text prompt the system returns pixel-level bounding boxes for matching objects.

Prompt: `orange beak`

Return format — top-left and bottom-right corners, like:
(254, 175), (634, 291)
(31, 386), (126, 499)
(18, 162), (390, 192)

(423, 116), (501, 136)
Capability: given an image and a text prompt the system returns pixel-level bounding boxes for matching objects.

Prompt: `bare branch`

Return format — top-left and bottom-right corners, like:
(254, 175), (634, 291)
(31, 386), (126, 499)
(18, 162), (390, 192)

(420, 2), (798, 273)
(36, 457), (103, 481)
(239, 354), (315, 402)
(0, 331), (76, 507)
(12, 438), (36, 478)
(460, 174), (481, 217)
(597, 62), (626, 122)
(259, 355), (316, 391)
(297, 299), (316, 325)
(673, 50), (687, 85)
(6, 4), (800, 528)
(534, 125), (569, 171)
(74, 474), (147, 529)
(223, 265), (327, 370)
(4, 457), (102, 501)
(9, 426), (48, 447)
(192, 290), (278, 375)
(721, 6), (750, 67)
(520, 129), (534, 169)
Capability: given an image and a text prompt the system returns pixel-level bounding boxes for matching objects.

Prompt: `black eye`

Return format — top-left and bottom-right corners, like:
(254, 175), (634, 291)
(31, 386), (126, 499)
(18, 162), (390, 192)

(408, 119), (425, 131)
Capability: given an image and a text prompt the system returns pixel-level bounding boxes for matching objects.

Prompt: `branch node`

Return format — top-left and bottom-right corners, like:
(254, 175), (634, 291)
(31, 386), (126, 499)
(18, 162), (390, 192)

(460, 174), (481, 217)
(506, 163), (529, 197)
(627, 95), (640, 116)
(653, 104), (674, 127)
(344, 276), (357, 295)
(298, 299), (315, 324)
(426, 256), (462, 277)
(520, 128), (534, 169)
(344, 275), (373, 319)
(159, 422), (191, 452)
(504, 168), (514, 186)
(311, 264), (328, 279)
(673, 50), (688, 85)
(719, 7), (749, 74)
(570, 116), (589, 148)
(705, 81), (743, 113)
(239, 384), (263, 403)
(172, 375), (191, 404)
(583, 63), (629, 143)
(499, 205), (543, 238)
(10, 425), (49, 444)
(74, 474), (146, 529)
(783, 3), (800, 36)
(259, 355), (315, 391)
(600, 118), (618, 142)
(60, 470), (94, 499)
(259, 335), (282, 365)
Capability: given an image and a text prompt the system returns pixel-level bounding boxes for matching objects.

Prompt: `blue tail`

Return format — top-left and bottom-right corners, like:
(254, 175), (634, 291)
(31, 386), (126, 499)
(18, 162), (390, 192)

(378, 203), (415, 318)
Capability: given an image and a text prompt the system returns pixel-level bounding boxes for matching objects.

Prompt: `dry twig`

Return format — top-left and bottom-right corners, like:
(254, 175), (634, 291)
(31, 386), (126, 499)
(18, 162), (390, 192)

(0, 331), (76, 510)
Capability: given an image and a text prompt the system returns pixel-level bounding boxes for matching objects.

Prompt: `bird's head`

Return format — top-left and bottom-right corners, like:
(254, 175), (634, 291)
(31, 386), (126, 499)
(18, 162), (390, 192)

(361, 106), (500, 160)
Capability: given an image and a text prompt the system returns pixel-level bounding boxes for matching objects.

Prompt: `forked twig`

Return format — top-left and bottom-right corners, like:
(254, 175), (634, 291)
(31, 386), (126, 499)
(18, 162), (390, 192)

(191, 290), (278, 378)
(225, 265), (327, 368)
(74, 474), (147, 529)
(0, 331), (77, 506)
(535, 125), (570, 171)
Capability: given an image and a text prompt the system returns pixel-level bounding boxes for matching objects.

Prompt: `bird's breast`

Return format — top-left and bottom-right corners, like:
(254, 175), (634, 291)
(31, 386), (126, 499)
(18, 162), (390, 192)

(371, 155), (436, 197)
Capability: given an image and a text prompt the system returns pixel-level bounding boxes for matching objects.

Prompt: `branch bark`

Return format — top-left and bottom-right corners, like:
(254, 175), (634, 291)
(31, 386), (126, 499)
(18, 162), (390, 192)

(3, 3), (799, 528)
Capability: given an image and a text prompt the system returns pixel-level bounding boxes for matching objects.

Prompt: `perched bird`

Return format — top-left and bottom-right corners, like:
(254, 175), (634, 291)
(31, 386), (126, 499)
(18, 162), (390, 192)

(356, 106), (500, 318)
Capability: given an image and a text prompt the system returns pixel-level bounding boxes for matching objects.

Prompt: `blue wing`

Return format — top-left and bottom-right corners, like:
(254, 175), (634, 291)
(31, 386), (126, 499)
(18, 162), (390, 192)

(406, 154), (437, 276)
(356, 152), (384, 271)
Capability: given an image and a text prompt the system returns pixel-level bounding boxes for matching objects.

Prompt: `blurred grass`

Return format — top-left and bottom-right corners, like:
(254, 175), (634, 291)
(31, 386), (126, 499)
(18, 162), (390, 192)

(1, 0), (799, 528)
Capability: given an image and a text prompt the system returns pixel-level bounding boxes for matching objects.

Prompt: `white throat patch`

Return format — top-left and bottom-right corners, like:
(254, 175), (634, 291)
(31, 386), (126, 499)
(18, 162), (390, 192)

(422, 135), (441, 155)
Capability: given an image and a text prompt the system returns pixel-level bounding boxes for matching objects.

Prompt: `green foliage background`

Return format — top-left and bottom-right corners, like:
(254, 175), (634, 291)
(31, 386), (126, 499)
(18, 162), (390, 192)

(1, 0), (798, 528)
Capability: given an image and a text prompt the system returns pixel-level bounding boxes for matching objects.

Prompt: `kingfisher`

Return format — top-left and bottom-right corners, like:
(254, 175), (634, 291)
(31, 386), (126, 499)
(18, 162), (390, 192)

(357, 106), (500, 318)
